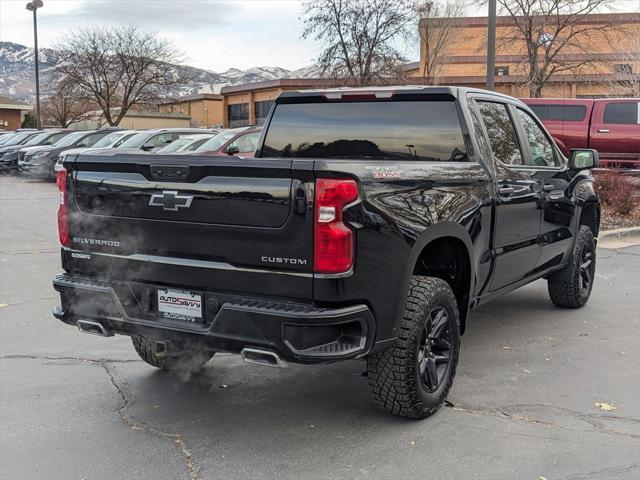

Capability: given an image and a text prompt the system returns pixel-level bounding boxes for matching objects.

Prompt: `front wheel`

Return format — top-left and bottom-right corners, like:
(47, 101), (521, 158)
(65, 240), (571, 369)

(547, 226), (596, 308)
(366, 276), (460, 419)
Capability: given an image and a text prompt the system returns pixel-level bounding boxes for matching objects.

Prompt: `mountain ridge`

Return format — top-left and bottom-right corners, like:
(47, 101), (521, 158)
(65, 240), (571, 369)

(0, 41), (320, 103)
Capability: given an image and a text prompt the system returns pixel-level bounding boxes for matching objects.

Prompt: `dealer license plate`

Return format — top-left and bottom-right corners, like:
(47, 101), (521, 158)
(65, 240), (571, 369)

(157, 288), (203, 322)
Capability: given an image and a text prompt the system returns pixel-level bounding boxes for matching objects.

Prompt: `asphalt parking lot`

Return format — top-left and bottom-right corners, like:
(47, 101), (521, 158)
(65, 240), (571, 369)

(1, 176), (639, 480)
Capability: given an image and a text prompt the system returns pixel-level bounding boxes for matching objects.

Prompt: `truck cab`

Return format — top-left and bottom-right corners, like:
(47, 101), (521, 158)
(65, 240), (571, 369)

(523, 97), (640, 169)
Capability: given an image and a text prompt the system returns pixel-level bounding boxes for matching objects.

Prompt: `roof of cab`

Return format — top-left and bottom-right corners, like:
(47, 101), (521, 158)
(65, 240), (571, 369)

(277, 85), (519, 103)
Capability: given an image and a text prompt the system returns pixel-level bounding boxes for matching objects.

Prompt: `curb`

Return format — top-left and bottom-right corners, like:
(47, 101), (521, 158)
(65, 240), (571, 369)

(598, 226), (640, 248)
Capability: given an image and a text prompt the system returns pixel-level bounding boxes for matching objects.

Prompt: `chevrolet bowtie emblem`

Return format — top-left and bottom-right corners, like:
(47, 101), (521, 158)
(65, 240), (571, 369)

(149, 190), (194, 211)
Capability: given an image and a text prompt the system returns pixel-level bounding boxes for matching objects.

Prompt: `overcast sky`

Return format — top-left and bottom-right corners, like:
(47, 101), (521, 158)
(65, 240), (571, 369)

(1, 0), (638, 73)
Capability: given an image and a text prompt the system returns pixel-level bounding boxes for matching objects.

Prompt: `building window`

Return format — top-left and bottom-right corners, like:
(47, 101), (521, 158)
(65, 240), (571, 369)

(614, 64), (633, 75)
(255, 100), (275, 126)
(495, 66), (509, 76)
(228, 103), (249, 128)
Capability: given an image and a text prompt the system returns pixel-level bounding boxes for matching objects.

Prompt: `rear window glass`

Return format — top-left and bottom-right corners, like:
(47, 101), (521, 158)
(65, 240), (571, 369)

(261, 100), (468, 161)
(603, 102), (639, 125)
(529, 104), (587, 122)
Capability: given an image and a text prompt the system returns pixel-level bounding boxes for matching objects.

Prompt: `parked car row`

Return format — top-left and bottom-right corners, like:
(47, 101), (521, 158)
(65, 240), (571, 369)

(0, 125), (263, 181)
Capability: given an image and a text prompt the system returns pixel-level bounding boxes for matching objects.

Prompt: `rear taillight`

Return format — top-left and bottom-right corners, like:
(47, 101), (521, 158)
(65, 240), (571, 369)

(314, 178), (359, 274)
(56, 166), (70, 247)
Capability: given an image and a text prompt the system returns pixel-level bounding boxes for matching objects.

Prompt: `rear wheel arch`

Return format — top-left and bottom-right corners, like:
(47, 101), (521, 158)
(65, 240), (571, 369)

(395, 225), (474, 335)
(412, 236), (472, 334)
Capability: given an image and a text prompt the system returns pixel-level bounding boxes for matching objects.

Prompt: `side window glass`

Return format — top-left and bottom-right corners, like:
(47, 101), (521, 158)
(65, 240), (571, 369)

(468, 102), (492, 162)
(75, 135), (89, 147)
(113, 135), (127, 147)
(230, 132), (260, 152)
(186, 138), (207, 151)
(82, 133), (103, 148)
(476, 101), (523, 166)
(151, 134), (173, 147)
(240, 132), (260, 152)
(529, 105), (547, 120)
(516, 108), (558, 167)
(48, 133), (66, 144)
(602, 102), (639, 125)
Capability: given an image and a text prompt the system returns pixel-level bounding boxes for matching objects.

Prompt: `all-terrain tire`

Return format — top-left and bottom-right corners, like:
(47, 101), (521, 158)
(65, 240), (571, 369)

(131, 335), (214, 372)
(366, 276), (460, 419)
(548, 226), (596, 309)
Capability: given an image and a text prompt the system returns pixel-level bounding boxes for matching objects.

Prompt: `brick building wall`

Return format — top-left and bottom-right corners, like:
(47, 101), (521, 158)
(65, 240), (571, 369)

(408, 13), (640, 97)
(0, 109), (22, 130)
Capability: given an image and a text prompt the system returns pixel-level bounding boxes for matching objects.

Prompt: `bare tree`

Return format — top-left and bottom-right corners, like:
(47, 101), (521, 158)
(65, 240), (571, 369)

(497, 0), (620, 97)
(416, 1), (467, 83)
(55, 25), (186, 126)
(41, 80), (91, 128)
(301, 0), (416, 85)
(603, 35), (640, 97)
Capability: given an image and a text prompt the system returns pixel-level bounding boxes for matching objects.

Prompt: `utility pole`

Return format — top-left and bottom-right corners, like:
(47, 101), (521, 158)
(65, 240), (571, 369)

(486, 0), (496, 91)
(26, 0), (44, 129)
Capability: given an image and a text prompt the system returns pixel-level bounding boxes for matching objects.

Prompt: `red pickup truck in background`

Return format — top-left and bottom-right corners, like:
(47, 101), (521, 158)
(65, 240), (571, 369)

(522, 98), (640, 169)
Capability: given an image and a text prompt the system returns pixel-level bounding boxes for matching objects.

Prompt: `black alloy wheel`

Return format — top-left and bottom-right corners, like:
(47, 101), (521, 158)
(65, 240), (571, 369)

(548, 226), (596, 308)
(367, 276), (460, 419)
(578, 245), (594, 296)
(418, 306), (453, 393)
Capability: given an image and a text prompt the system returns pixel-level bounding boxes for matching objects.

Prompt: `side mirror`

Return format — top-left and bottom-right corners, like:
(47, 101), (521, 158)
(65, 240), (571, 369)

(569, 149), (599, 170)
(225, 145), (240, 155)
(141, 142), (155, 151)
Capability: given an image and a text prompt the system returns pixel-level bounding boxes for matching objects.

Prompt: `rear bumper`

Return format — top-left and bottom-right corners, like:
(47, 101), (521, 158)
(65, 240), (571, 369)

(52, 273), (376, 363)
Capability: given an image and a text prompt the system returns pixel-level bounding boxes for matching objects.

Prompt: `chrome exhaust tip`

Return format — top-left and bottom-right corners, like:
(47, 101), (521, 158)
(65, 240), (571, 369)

(240, 347), (287, 368)
(76, 319), (113, 337)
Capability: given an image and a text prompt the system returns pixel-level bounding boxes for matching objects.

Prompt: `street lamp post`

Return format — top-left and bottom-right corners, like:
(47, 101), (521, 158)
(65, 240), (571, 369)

(26, 0), (43, 129)
(486, 0), (496, 91)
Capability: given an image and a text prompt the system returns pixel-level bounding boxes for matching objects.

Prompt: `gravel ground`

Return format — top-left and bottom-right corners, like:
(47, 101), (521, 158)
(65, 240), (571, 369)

(601, 204), (640, 231)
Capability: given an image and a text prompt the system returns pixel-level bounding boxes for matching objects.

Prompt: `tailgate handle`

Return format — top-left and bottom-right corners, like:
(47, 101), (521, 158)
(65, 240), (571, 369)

(150, 165), (190, 181)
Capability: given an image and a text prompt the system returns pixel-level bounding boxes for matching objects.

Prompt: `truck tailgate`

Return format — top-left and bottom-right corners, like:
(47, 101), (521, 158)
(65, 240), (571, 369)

(64, 154), (314, 300)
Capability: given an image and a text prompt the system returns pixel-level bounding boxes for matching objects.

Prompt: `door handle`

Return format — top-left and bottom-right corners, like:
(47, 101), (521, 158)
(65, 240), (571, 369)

(597, 129), (610, 133)
(498, 186), (515, 196)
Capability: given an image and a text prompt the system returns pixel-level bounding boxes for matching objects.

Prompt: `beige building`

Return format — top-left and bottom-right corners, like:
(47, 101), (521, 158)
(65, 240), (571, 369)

(220, 79), (348, 127)
(407, 12), (640, 98)
(0, 96), (33, 130)
(164, 13), (639, 129)
(73, 110), (191, 130)
(159, 93), (224, 128)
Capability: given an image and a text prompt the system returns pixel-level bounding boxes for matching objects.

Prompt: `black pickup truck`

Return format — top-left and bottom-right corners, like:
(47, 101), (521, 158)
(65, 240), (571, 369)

(52, 87), (600, 419)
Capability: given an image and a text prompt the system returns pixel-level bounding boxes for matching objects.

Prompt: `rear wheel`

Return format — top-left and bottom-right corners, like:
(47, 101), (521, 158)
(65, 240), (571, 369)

(366, 276), (460, 419)
(548, 226), (596, 308)
(131, 335), (214, 372)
